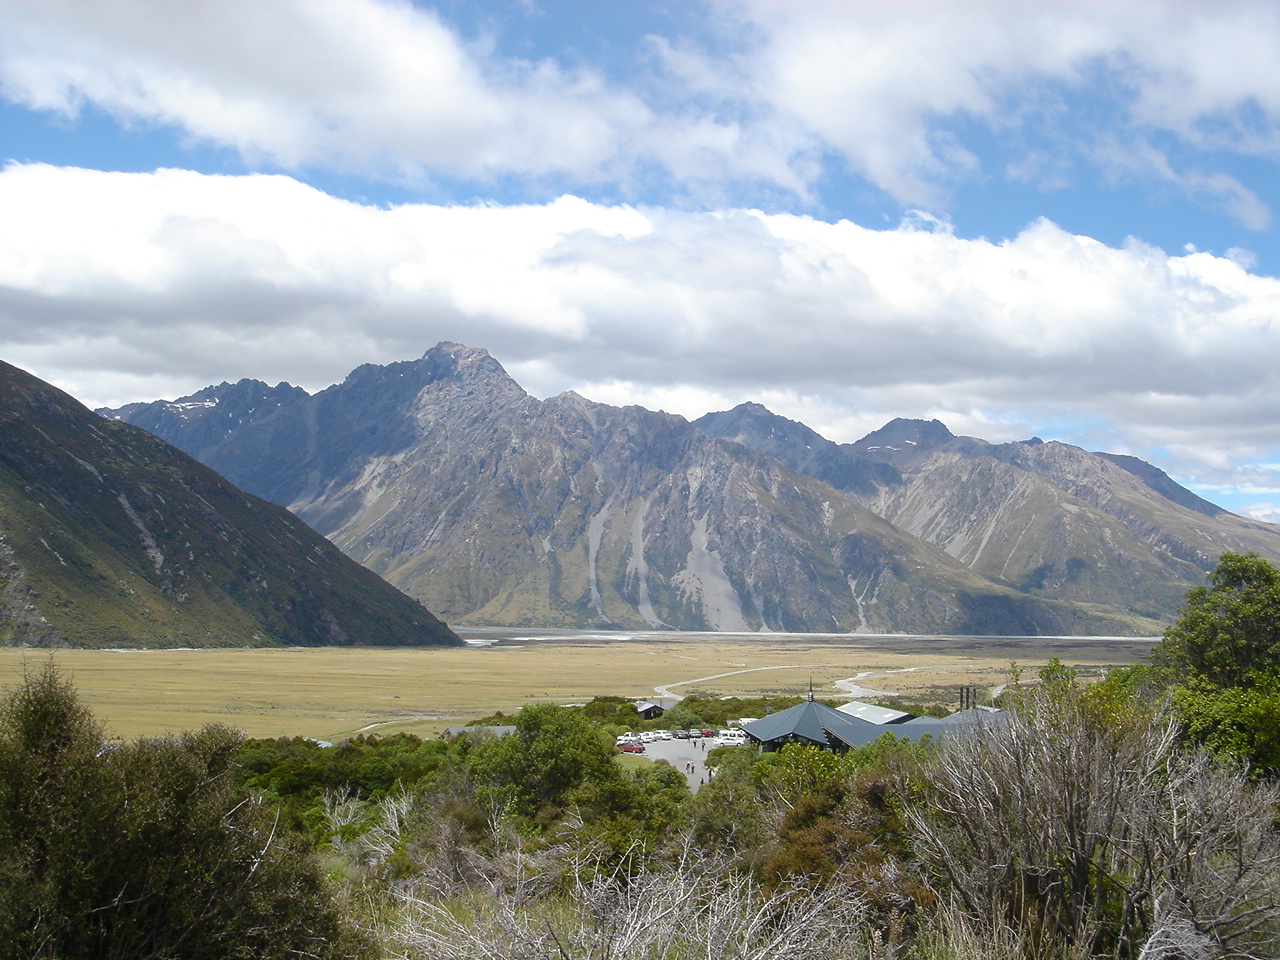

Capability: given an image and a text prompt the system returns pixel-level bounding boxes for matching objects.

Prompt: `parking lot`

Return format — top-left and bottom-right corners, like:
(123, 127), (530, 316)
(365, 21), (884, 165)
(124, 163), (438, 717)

(620, 733), (750, 792)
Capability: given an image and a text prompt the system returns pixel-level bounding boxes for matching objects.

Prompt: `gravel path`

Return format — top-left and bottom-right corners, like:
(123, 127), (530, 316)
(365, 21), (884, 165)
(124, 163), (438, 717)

(652, 662), (848, 700)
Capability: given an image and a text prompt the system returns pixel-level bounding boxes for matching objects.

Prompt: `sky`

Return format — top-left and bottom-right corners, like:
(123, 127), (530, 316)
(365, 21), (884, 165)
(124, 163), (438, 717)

(4, 1), (1280, 519)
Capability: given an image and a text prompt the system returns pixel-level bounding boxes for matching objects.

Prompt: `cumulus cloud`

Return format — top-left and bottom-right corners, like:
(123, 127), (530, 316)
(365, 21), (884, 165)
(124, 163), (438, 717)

(3, 0), (1279, 216)
(3, 163), (1280, 493)
(1242, 502), (1280, 523)
(0, 0), (753, 188)
(739, 0), (1280, 205)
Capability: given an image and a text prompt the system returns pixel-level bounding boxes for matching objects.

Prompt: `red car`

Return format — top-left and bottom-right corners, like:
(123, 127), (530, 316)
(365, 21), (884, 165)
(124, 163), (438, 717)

(619, 741), (646, 753)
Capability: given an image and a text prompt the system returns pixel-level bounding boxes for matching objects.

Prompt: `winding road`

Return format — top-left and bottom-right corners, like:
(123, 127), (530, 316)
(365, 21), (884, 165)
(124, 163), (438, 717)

(651, 662), (927, 700)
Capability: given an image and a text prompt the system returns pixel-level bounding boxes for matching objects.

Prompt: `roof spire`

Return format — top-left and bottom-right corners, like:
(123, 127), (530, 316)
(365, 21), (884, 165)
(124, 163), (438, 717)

(808, 678), (814, 702)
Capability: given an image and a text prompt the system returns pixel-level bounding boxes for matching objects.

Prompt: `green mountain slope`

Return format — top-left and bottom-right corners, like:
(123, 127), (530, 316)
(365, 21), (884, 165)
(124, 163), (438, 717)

(0, 360), (461, 649)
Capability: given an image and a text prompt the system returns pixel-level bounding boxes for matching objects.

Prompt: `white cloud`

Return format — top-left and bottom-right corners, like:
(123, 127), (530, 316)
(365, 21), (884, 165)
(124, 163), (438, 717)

(0, 0), (751, 186)
(5, 163), (1280, 496)
(3, 0), (1279, 214)
(737, 0), (1280, 210)
(1242, 503), (1280, 523)
(1091, 135), (1273, 230)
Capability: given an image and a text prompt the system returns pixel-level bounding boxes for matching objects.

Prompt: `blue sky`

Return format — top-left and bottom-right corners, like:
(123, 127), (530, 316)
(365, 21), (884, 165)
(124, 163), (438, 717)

(4, 0), (1280, 518)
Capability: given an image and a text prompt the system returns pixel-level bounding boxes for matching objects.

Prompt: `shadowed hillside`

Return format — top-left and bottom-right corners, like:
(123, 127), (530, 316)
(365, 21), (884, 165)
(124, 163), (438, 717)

(0, 360), (460, 649)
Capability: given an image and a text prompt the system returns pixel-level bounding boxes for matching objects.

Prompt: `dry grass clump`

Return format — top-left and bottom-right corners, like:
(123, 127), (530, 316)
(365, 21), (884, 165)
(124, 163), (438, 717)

(381, 846), (874, 960)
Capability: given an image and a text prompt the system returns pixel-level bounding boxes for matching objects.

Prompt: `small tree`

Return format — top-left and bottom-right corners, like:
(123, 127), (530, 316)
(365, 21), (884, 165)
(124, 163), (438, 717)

(1150, 551), (1280, 689)
(1149, 552), (1280, 770)
(467, 703), (622, 820)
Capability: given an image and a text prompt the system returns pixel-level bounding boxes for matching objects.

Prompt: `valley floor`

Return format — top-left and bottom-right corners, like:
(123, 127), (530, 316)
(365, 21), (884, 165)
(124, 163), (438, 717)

(0, 630), (1157, 741)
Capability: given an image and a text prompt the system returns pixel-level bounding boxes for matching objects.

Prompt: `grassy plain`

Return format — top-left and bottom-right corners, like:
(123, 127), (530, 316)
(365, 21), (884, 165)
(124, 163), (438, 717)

(0, 630), (1158, 742)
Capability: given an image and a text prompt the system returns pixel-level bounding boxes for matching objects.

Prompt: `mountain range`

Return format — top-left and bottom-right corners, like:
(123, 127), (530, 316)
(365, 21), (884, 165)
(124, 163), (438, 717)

(0, 360), (460, 649)
(102, 342), (1280, 636)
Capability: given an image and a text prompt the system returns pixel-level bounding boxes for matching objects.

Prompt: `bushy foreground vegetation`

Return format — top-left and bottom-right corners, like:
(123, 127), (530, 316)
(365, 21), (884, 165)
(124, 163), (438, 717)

(0, 663), (372, 960)
(6, 552), (1280, 959)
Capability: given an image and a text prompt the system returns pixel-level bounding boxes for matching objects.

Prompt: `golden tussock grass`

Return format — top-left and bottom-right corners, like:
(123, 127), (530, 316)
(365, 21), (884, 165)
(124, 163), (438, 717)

(0, 631), (1156, 741)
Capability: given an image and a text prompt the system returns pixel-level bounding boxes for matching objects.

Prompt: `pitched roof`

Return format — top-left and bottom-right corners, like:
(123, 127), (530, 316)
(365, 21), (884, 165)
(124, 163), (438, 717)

(634, 700), (678, 712)
(742, 701), (1008, 752)
(737, 701), (936, 752)
(835, 700), (914, 724)
(740, 699), (838, 745)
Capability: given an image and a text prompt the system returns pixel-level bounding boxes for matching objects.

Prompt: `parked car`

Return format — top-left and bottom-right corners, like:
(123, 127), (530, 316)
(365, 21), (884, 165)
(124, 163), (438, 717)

(673, 729), (690, 739)
(618, 741), (646, 753)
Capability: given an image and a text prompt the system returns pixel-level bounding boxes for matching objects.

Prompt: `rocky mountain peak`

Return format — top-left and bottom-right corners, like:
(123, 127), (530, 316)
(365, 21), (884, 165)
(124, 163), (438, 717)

(411, 341), (528, 405)
(694, 402), (902, 499)
(191, 378), (307, 405)
(96, 377), (312, 468)
(101, 346), (1280, 636)
(548, 390), (610, 422)
(851, 418), (955, 467)
(856, 417), (954, 450)
(695, 402), (828, 449)
(426, 341), (490, 365)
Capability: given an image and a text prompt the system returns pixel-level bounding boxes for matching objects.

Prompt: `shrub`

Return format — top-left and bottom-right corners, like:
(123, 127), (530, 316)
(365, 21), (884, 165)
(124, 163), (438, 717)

(909, 681), (1280, 958)
(0, 663), (369, 959)
(761, 770), (934, 939)
(383, 844), (874, 960)
(467, 703), (622, 821)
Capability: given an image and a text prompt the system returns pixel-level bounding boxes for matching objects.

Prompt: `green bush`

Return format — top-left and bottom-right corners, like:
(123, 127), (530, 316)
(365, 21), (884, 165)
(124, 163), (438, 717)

(1171, 675), (1280, 775)
(467, 703), (623, 820)
(761, 770), (933, 938)
(0, 663), (370, 959)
